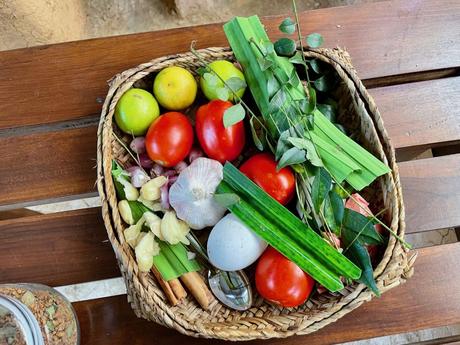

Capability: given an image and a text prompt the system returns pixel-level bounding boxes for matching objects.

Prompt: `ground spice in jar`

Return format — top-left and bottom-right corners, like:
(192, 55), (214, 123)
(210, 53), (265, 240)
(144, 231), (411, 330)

(0, 284), (79, 345)
(0, 305), (27, 345)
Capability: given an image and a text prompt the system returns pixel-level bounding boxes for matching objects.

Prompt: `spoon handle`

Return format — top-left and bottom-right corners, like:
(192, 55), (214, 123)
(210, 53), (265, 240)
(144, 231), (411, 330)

(186, 232), (214, 270)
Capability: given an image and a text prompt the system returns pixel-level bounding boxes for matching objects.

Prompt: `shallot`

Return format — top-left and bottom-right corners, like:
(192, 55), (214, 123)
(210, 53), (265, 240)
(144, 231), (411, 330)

(130, 137), (146, 154)
(139, 153), (154, 169)
(127, 166), (150, 188)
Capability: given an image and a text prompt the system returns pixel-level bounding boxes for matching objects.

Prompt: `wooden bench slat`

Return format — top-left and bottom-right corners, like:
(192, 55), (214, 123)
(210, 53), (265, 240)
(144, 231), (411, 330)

(2, 75), (460, 208)
(0, 208), (119, 286)
(399, 154), (460, 234)
(370, 76), (460, 149)
(0, 155), (459, 287)
(72, 242), (460, 345)
(0, 126), (97, 208)
(0, 0), (459, 129)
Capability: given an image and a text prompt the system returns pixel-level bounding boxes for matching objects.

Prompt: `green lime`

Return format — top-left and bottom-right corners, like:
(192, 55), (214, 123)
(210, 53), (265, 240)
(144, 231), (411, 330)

(200, 60), (246, 102)
(115, 88), (160, 135)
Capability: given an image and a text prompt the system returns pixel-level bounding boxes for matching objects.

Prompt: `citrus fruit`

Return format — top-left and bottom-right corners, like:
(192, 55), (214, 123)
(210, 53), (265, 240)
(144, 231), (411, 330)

(153, 66), (197, 110)
(200, 60), (246, 102)
(114, 88), (160, 135)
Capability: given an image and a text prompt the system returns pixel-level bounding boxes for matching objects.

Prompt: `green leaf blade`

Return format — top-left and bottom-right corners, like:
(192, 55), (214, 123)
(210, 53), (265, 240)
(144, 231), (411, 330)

(311, 168), (332, 214)
(277, 147), (306, 170)
(306, 33), (324, 48)
(223, 103), (245, 128)
(279, 17), (296, 34)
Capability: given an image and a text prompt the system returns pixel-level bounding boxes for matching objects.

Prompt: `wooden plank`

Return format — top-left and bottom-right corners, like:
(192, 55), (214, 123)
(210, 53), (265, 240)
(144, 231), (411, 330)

(0, 126), (97, 208)
(0, 208), (119, 286)
(73, 242), (460, 345)
(370, 76), (460, 149)
(399, 154), (460, 234)
(0, 0), (459, 129)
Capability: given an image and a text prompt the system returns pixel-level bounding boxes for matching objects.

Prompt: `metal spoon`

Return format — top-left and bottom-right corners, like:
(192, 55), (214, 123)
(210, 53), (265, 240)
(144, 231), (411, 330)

(187, 232), (253, 311)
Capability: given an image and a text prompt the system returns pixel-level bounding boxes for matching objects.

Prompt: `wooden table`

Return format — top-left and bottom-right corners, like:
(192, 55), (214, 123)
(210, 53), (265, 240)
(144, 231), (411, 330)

(1, 0), (459, 343)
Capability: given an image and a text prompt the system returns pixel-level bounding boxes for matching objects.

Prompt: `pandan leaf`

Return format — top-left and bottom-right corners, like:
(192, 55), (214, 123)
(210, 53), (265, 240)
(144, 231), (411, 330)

(311, 167), (332, 213)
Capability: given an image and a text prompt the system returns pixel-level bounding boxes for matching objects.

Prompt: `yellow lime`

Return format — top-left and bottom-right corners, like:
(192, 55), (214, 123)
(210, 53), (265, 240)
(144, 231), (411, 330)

(153, 66), (197, 110)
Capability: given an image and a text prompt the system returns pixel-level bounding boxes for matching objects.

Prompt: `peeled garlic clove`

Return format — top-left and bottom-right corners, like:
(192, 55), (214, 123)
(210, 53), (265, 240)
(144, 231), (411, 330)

(124, 216), (145, 248)
(117, 176), (139, 201)
(140, 176), (168, 201)
(144, 211), (162, 239)
(135, 232), (159, 272)
(118, 200), (134, 225)
(160, 211), (190, 245)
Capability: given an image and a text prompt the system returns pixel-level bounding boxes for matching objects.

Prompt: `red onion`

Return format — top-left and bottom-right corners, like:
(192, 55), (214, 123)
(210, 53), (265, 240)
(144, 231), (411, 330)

(174, 161), (188, 173)
(160, 183), (170, 210)
(168, 175), (178, 186)
(127, 166), (150, 188)
(130, 137), (146, 154)
(150, 163), (164, 177)
(162, 170), (177, 178)
(139, 153), (154, 169)
(188, 147), (204, 163)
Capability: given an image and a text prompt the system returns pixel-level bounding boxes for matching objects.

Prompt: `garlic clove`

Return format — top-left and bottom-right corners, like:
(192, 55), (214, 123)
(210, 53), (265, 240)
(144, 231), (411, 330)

(144, 211), (162, 239)
(160, 211), (190, 245)
(140, 176), (168, 201)
(118, 200), (134, 225)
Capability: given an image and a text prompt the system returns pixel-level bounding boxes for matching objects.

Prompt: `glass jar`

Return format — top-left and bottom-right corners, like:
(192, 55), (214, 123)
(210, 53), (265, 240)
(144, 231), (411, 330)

(0, 283), (80, 345)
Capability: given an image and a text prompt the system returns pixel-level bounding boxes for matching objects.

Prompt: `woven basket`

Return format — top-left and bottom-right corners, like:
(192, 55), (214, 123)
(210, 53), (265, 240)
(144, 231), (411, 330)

(96, 47), (416, 340)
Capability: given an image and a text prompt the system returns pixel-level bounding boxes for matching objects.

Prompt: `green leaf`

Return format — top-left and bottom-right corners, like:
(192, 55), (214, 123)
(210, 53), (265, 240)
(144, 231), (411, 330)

(289, 51), (306, 65)
(287, 137), (323, 167)
(214, 193), (241, 207)
(288, 68), (300, 87)
(223, 103), (245, 128)
(257, 56), (273, 71)
(307, 59), (323, 73)
(323, 193), (339, 234)
(267, 74), (280, 98)
(342, 237), (380, 296)
(269, 88), (288, 112)
(329, 190), (345, 225)
(260, 40), (275, 55)
(313, 72), (338, 92)
(277, 147), (306, 170)
(197, 66), (207, 76)
(249, 116), (265, 151)
(274, 38), (296, 56)
(216, 86), (230, 101)
(225, 77), (246, 94)
(275, 130), (291, 161)
(311, 168), (332, 213)
(342, 208), (384, 245)
(279, 17), (296, 34)
(306, 33), (324, 48)
(317, 103), (337, 122)
(203, 72), (219, 87)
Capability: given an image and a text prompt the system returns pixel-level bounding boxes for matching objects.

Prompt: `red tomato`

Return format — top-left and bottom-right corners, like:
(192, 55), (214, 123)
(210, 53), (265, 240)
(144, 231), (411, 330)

(195, 100), (245, 163)
(345, 193), (385, 264)
(145, 112), (193, 167)
(240, 153), (295, 205)
(256, 247), (315, 307)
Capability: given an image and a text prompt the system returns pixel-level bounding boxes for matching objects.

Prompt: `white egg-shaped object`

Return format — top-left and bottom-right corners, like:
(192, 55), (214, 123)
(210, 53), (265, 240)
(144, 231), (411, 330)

(207, 213), (268, 271)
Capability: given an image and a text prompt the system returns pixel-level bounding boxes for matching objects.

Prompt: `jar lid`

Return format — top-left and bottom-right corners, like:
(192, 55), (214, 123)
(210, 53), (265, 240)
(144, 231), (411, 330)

(0, 294), (45, 345)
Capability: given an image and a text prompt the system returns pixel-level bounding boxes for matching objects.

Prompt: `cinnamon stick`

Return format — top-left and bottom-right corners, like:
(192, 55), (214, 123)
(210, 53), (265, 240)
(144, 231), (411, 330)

(180, 271), (214, 310)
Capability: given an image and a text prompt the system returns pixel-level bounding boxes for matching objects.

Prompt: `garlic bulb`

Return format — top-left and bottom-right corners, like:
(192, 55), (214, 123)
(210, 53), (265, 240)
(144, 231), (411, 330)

(160, 211), (190, 245)
(135, 232), (160, 272)
(169, 158), (226, 229)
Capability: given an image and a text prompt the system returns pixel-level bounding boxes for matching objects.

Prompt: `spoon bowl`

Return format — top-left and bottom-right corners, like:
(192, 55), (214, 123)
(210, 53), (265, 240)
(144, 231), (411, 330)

(208, 270), (253, 311)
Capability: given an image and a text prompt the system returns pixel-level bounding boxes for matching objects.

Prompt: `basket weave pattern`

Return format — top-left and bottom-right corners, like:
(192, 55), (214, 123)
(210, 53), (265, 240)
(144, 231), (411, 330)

(96, 47), (415, 340)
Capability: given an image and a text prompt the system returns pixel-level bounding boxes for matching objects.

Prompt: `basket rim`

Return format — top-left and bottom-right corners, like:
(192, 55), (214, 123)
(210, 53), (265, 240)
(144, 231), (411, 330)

(96, 46), (413, 340)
